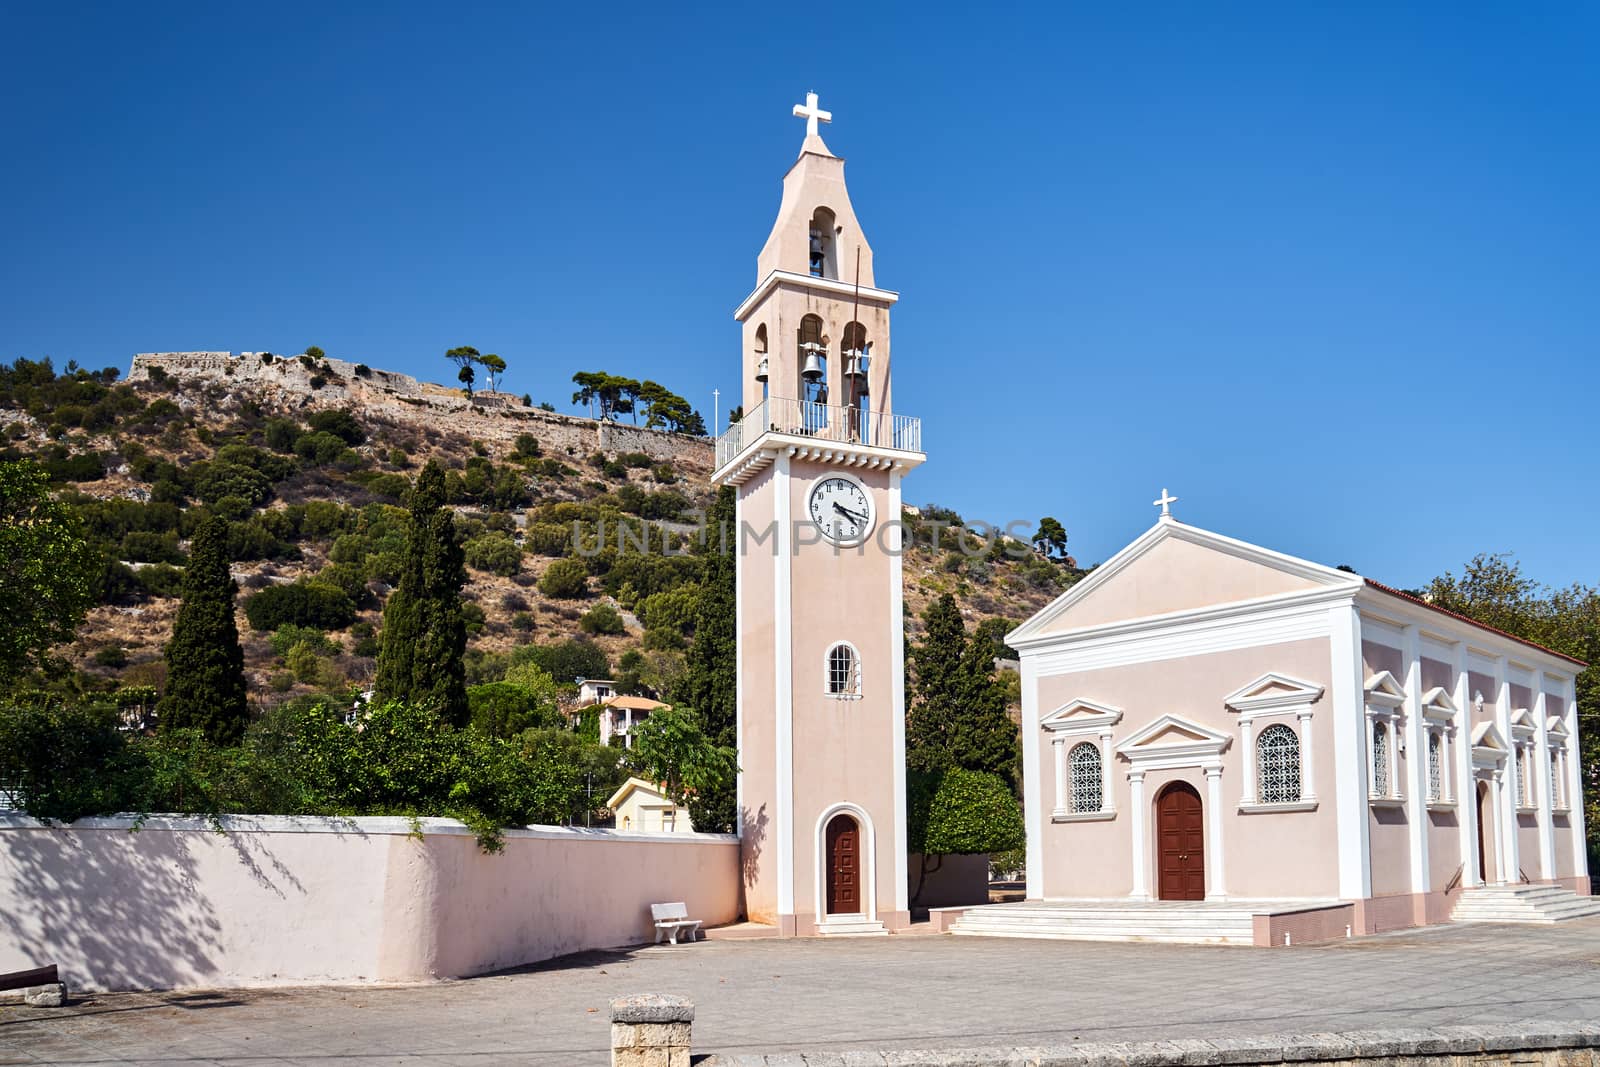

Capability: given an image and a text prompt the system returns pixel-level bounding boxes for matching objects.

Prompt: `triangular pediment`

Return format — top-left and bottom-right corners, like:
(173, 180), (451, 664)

(1006, 520), (1362, 649)
(1420, 686), (1459, 722)
(1224, 672), (1325, 713)
(1471, 721), (1507, 751)
(1508, 708), (1537, 739)
(1547, 717), (1569, 738)
(1040, 698), (1124, 732)
(1364, 670), (1407, 708)
(1116, 714), (1232, 755)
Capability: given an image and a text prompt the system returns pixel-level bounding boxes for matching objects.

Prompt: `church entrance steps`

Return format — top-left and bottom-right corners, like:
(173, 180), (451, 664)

(1451, 884), (1600, 924)
(948, 899), (1344, 945)
(814, 916), (889, 937)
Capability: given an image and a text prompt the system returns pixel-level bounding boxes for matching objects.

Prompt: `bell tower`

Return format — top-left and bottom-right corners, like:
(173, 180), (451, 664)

(714, 92), (924, 936)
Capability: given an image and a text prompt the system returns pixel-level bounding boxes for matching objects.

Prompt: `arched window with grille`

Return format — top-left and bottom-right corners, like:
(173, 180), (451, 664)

(1068, 742), (1102, 813)
(1428, 732), (1443, 801)
(1372, 722), (1390, 796)
(1256, 723), (1301, 804)
(825, 642), (860, 698)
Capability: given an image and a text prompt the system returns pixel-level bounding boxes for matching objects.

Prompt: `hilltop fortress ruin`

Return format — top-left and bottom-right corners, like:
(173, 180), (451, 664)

(126, 350), (711, 468)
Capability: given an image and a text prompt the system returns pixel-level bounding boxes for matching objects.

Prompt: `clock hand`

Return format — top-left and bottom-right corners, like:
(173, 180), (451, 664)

(833, 503), (868, 523)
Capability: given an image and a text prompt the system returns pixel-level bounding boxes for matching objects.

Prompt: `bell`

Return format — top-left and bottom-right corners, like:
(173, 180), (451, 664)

(755, 356), (769, 383)
(801, 351), (825, 382)
(843, 353), (867, 380)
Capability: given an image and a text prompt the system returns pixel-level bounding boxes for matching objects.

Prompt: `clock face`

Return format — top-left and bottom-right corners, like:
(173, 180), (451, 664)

(808, 476), (874, 544)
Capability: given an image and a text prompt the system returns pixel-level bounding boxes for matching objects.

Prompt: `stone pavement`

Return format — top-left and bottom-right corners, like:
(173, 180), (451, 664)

(3, 919), (1598, 1066)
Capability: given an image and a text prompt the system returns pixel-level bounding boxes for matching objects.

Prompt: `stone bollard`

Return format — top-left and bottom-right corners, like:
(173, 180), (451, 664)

(610, 993), (694, 1067)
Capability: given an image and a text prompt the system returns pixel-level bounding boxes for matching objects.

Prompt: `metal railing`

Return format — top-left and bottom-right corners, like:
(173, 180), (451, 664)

(716, 396), (922, 468)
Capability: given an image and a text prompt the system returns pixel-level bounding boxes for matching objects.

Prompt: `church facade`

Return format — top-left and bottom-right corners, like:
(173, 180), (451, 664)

(1006, 511), (1591, 934)
(712, 93), (923, 936)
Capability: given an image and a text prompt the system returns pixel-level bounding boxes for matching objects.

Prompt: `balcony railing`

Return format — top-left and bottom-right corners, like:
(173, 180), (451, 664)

(716, 396), (922, 469)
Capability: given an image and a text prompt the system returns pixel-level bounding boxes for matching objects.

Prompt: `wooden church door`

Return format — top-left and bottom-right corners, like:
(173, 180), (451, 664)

(1156, 782), (1206, 901)
(825, 813), (861, 915)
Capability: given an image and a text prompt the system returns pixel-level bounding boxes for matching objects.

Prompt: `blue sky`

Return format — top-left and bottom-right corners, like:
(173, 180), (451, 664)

(3, 3), (1596, 590)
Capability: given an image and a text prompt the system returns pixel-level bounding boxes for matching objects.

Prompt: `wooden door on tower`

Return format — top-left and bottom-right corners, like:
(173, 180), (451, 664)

(1156, 782), (1206, 901)
(825, 813), (861, 915)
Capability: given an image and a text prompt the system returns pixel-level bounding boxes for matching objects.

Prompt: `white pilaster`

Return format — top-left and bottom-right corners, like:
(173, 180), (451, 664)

(1534, 683), (1555, 880)
(888, 469), (908, 913)
(1492, 769), (1508, 884)
(1098, 729), (1115, 813)
(1051, 736), (1067, 817)
(1328, 601), (1372, 900)
(1567, 676), (1589, 881)
(1128, 770), (1149, 900)
(1021, 655), (1043, 899)
(1297, 710), (1317, 801)
(1454, 643), (1480, 887)
(1401, 626), (1429, 894)
(1494, 657), (1520, 883)
(773, 451), (795, 916)
(1204, 765), (1227, 899)
(1238, 718), (1257, 806)
(734, 489), (744, 835)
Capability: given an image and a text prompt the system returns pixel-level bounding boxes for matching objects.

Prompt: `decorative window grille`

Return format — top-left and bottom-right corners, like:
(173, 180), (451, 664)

(1372, 723), (1390, 796)
(827, 644), (858, 696)
(1515, 746), (1529, 806)
(1551, 749), (1564, 808)
(1256, 723), (1301, 804)
(1427, 733), (1443, 802)
(1068, 742), (1103, 814)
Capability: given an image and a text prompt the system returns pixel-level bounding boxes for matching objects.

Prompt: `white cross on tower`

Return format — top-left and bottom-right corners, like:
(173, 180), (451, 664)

(793, 91), (832, 138)
(1153, 487), (1179, 518)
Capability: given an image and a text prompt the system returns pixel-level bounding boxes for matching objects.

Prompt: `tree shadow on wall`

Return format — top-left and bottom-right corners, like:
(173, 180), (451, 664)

(0, 821), (325, 992)
(738, 804), (766, 895)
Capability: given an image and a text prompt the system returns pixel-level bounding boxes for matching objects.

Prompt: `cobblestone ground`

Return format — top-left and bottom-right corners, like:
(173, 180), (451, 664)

(3, 920), (1599, 1066)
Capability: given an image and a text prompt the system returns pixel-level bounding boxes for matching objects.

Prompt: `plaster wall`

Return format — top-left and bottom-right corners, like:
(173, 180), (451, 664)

(0, 815), (739, 991)
(1032, 637), (1342, 900)
(1042, 537), (1322, 634)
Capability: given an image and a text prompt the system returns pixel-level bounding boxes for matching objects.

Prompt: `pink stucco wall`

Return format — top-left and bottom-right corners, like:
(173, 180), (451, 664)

(0, 815), (740, 992)
(1034, 637), (1342, 900)
(1039, 536), (1321, 634)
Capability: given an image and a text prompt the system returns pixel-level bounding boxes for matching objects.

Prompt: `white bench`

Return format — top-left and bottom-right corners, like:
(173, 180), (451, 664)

(650, 902), (703, 945)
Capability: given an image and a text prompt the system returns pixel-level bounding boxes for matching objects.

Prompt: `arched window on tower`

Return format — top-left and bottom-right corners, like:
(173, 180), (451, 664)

(1256, 723), (1302, 804)
(753, 323), (769, 403)
(841, 321), (870, 443)
(825, 642), (860, 698)
(809, 208), (838, 279)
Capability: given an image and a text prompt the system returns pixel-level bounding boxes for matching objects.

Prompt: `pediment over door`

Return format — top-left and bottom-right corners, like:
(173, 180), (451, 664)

(1115, 714), (1231, 771)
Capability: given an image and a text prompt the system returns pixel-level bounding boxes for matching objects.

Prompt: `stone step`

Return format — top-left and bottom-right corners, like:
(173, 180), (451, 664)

(952, 925), (1254, 945)
(1451, 885), (1600, 924)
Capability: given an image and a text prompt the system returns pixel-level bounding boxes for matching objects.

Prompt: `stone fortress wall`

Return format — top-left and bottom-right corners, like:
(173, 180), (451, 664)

(126, 351), (713, 467)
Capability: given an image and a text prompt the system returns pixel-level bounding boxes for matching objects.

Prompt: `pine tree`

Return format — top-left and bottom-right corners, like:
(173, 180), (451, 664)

(160, 515), (248, 744)
(907, 593), (1019, 789)
(673, 484), (738, 832)
(374, 460), (468, 724)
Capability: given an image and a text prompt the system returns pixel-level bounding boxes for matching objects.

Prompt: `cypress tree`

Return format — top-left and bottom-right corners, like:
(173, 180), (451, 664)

(160, 514), (248, 744)
(374, 460), (468, 724)
(907, 593), (1019, 789)
(674, 485), (738, 832)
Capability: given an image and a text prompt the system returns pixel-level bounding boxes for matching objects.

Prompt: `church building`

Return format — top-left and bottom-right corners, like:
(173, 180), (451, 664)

(712, 92), (923, 936)
(998, 503), (1593, 938)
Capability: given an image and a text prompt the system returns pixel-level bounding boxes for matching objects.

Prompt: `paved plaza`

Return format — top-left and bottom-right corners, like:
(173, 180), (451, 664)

(4, 919), (1600, 1066)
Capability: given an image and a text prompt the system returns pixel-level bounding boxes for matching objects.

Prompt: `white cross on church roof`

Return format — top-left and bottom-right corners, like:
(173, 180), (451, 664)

(1153, 487), (1179, 518)
(793, 91), (832, 138)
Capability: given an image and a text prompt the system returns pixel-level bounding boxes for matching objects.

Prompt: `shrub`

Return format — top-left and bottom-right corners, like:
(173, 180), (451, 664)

(354, 364), (371, 378)
(263, 418), (302, 452)
(92, 646), (129, 669)
(512, 638), (608, 685)
(463, 531), (522, 577)
(513, 433), (540, 458)
(511, 612), (535, 632)
(194, 462), (272, 507)
(120, 530), (184, 564)
(244, 581), (356, 631)
(908, 768), (1024, 857)
(307, 408), (365, 445)
(293, 431), (346, 465)
(523, 523), (570, 557)
(304, 346), (326, 361)
(579, 602), (625, 635)
(467, 672), (561, 738)
(269, 624), (338, 658)
(285, 641), (322, 684)
(538, 558), (589, 599)
(135, 563), (185, 598)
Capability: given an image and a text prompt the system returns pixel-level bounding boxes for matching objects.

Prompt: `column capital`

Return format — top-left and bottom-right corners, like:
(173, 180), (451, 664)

(1203, 765), (1224, 780)
(1128, 769), (1146, 783)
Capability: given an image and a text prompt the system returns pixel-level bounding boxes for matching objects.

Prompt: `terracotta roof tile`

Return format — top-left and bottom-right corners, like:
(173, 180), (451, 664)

(1362, 579), (1586, 668)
